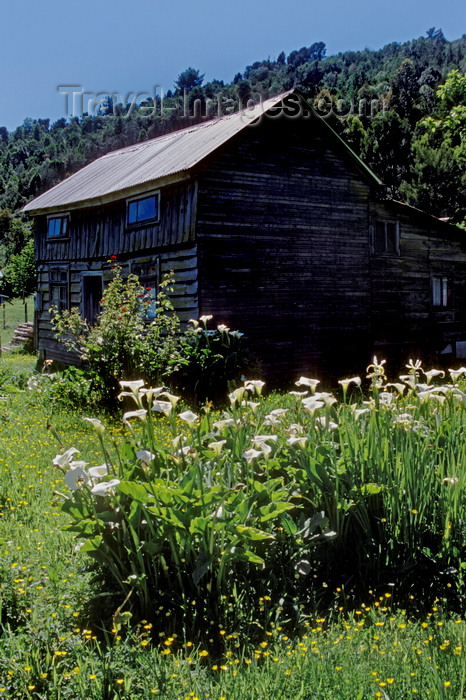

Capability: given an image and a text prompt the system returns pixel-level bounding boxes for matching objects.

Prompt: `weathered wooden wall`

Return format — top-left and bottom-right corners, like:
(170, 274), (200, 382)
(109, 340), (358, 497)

(369, 201), (466, 365)
(194, 114), (375, 381)
(34, 180), (199, 362)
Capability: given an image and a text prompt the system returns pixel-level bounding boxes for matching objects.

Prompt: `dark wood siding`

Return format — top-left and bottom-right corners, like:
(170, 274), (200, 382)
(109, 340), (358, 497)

(35, 181), (197, 263)
(195, 115), (374, 380)
(370, 201), (466, 365)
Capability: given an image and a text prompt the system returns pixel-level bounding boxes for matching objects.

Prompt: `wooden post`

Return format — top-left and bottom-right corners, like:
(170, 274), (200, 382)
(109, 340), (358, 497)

(25, 302), (28, 324)
(2, 304), (5, 329)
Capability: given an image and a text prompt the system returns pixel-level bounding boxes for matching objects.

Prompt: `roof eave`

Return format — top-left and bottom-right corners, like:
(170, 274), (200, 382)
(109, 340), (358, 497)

(22, 170), (192, 216)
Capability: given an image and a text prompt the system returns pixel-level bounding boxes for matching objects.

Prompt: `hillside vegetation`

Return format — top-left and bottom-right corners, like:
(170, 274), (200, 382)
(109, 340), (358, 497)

(0, 28), (465, 294)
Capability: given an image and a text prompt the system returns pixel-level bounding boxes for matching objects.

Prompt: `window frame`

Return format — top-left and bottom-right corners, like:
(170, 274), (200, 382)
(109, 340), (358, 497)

(130, 257), (159, 320)
(126, 192), (160, 228)
(372, 219), (400, 256)
(49, 267), (69, 312)
(81, 272), (104, 325)
(47, 214), (70, 240)
(432, 275), (450, 309)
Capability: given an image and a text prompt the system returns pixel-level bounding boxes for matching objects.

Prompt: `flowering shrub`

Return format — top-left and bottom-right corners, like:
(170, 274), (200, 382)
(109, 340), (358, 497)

(50, 264), (253, 405)
(50, 264), (182, 403)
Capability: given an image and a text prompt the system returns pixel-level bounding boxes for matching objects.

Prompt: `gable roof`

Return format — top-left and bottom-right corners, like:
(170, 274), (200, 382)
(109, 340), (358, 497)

(23, 91), (383, 215)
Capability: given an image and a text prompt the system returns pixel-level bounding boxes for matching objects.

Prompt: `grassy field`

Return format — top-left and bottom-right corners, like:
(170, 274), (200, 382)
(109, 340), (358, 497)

(0, 295), (34, 348)
(1, 333), (466, 697)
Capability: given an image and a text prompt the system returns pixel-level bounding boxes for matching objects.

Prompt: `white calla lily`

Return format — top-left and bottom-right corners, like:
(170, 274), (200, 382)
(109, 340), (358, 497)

(64, 465), (89, 491)
(53, 447), (80, 469)
(179, 410), (199, 428)
(88, 465), (109, 478)
(91, 479), (121, 496)
(136, 450), (156, 462)
(83, 417), (106, 435)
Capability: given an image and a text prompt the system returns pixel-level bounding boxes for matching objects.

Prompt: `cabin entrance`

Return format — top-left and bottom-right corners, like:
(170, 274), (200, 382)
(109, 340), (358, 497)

(82, 274), (103, 325)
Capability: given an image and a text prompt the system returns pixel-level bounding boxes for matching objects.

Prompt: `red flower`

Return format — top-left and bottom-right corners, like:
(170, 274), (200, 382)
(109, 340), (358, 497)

(146, 287), (152, 291)
(110, 255), (117, 261)
(121, 307), (126, 312)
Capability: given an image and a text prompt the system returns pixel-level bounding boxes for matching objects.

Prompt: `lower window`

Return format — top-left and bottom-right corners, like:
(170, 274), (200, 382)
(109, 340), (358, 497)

(432, 276), (450, 308)
(132, 259), (158, 319)
(50, 268), (68, 311)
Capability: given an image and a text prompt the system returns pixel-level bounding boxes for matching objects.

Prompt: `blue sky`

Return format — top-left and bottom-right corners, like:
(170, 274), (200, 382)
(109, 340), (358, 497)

(1, 0), (465, 131)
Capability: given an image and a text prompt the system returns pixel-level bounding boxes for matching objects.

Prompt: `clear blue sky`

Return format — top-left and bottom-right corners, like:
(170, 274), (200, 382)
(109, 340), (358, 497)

(1, 0), (465, 131)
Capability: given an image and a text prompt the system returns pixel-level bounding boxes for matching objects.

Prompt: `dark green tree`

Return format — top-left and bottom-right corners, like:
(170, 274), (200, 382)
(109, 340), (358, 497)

(174, 67), (205, 94)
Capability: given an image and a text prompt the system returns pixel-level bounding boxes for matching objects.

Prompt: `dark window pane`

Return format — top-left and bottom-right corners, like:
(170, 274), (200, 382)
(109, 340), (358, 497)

(47, 217), (68, 237)
(127, 195), (157, 225)
(386, 222), (397, 253)
(137, 196), (156, 222)
(374, 221), (386, 254)
(127, 201), (138, 224)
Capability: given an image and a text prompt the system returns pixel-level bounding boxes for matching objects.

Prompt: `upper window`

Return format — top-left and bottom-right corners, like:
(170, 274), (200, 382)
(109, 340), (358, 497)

(47, 215), (69, 239)
(373, 220), (399, 255)
(127, 193), (159, 226)
(432, 276), (450, 308)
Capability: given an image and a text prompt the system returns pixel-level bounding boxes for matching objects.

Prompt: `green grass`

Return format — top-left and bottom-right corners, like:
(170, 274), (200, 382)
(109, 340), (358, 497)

(0, 295), (34, 349)
(1, 364), (466, 698)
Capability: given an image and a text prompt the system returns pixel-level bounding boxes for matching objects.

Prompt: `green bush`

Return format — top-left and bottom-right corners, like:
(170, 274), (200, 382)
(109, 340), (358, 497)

(174, 316), (255, 403)
(50, 264), (182, 404)
(50, 264), (254, 406)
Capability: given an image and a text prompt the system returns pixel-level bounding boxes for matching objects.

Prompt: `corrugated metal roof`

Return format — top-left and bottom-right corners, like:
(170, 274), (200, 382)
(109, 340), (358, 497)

(23, 92), (292, 213)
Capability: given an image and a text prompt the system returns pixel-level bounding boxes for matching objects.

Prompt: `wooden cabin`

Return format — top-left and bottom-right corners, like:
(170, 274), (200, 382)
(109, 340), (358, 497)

(23, 91), (466, 381)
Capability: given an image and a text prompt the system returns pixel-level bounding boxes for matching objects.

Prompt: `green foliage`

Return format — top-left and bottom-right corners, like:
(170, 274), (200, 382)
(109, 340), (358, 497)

(2, 237), (36, 296)
(1, 31), (464, 227)
(174, 66), (205, 94)
(56, 380), (335, 644)
(50, 265), (253, 406)
(50, 264), (182, 403)
(174, 317), (254, 402)
(399, 69), (466, 222)
(54, 359), (466, 648)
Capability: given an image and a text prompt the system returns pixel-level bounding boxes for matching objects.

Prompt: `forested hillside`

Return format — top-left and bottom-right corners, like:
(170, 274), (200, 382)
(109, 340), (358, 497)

(0, 28), (465, 295)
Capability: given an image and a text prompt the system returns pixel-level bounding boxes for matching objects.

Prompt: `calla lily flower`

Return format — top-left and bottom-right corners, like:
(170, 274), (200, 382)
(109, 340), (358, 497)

(449, 367), (466, 382)
(287, 436), (308, 448)
(252, 435), (278, 446)
(338, 376), (361, 392)
(207, 440), (227, 456)
(179, 410), (199, 428)
(243, 448), (263, 464)
(423, 369), (445, 384)
(88, 465), (109, 478)
(160, 391), (180, 407)
(119, 380), (145, 392)
(64, 465), (89, 490)
(91, 479), (120, 496)
(122, 409), (148, 423)
(136, 450), (156, 462)
(53, 447), (80, 469)
(83, 417), (106, 435)
(295, 377), (320, 393)
(212, 418), (235, 431)
(199, 315), (213, 323)
(244, 379), (265, 396)
(152, 400), (173, 415)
